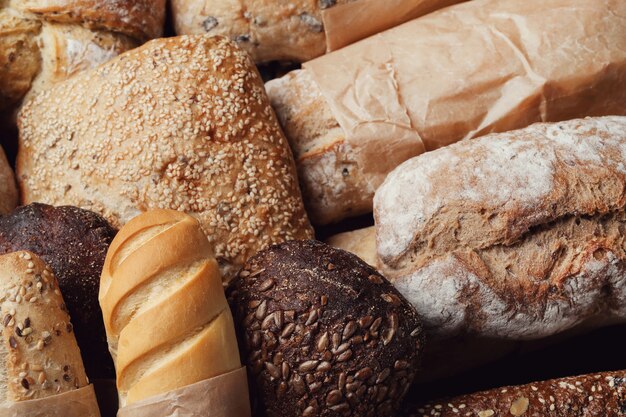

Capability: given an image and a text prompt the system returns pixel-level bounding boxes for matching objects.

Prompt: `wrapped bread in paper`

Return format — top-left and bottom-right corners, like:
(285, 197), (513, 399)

(267, 0), (626, 225)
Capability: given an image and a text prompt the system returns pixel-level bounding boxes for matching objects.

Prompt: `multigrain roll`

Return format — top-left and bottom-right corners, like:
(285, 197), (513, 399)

(0, 0), (165, 111)
(0, 146), (17, 214)
(407, 370), (626, 417)
(228, 240), (424, 417)
(0, 251), (89, 404)
(100, 210), (242, 406)
(0, 203), (117, 379)
(17, 34), (314, 281)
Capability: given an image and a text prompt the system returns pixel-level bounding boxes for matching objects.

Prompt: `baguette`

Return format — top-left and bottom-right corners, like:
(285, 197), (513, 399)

(17, 34), (314, 281)
(408, 370), (626, 417)
(0, 146), (17, 214)
(266, 0), (626, 225)
(0, 251), (89, 404)
(100, 210), (241, 406)
(373, 116), (626, 341)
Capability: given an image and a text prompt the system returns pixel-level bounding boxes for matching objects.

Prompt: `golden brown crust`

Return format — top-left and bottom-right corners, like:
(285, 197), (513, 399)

(18, 35), (314, 280)
(0, 146), (17, 215)
(0, 251), (89, 405)
(100, 210), (241, 406)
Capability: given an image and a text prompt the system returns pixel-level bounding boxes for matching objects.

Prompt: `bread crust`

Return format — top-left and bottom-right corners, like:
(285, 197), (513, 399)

(408, 370), (626, 417)
(0, 146), (17, 214)
(17, 35), (314, 280)
(0, 251), (89, 405)
(100, 210), (241, 406)
(374, 117), (626, 340)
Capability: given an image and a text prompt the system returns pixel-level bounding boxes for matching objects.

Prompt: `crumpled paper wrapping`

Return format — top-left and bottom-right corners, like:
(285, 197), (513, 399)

(322, 0), (465, 52)
(117, 367), (251, 417)
(0, 384), (101, 417)
(305, 0), (626, 192)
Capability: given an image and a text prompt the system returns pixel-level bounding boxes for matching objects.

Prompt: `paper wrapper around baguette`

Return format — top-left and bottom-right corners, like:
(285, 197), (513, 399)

(322, 0), (464, 52)
(0, 385), (101, 417)
(305, 0), (626, 192)
(99, 209), (250, 415)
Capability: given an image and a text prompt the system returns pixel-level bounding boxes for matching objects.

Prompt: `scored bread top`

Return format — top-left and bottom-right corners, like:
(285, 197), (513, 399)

(18, 34), (314, 280)
(0, 251), (88, 405)
(100, 209), (241, 406)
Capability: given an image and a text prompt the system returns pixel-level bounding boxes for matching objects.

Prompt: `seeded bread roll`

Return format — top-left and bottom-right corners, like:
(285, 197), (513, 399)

(373, 116), (626, 342)
(0, 251), (89, 404)
(407, 370), (626, 417)
(100, 210), (242, 406)
(266, 0), (626, 225)
(0, 203), (117, 379)
(0, 146), (17, 215)
(0, 0), (165, 111)
(17, 35), (314, 281)
(228, 240), (424, 417)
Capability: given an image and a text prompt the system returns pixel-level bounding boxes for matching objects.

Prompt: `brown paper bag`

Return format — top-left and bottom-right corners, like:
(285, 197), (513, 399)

(322, 0), (465, 52)
(305, 0), (626, 191)
(117, 367), (251, 417)
(0, 384), (101, 417)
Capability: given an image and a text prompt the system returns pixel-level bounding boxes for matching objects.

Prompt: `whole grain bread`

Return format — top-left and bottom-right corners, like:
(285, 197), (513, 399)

(407, 370), (626, 417)
(17, 35), (314, 281)
(374, 116), (626, 341)
(0, 203), (116, 379)
(228, 240), (423, 417)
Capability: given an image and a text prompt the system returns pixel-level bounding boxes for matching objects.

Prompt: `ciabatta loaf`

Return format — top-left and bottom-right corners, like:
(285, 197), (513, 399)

(267, 0), (626, 225)
(100, 210), (241, 406)
(0, 251), (89, 404)
(17, 35), (313, 281)
(374, 116), (626, 341)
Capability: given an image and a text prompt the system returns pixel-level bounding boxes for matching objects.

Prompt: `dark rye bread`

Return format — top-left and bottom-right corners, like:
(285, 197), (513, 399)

(0, 203), (116, 378)
(227, 240), (424, 417)
(407, 370), (626, 417)
(374, 116), (626, 341)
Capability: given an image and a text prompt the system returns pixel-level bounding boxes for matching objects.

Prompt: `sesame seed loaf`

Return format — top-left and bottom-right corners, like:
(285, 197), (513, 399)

(266, 0), (626, 225)
(373, 116), (626, 341)
(227, 240), (424, 417)
(100, 210), (242, 406)
(0, 0), (165, 111)
(0, 203), (117, 379)
(17, 35), (314, 281)
(407, 370), (626, 417)
(0, 251), (89, 405)
(0, 146), (17, 215)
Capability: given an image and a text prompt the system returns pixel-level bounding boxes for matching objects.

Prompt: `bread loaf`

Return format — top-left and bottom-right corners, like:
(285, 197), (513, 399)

(228, 240), (424, 417)
(0, 251), (89, 404)
(171, 0), (462, 63)
(0, 146), (17, 214)
(100, 209), (242, 406)
(266, 0), (626, 225)
(326, 226), (378, 268)
(17, 34), (314, 281)
(407, 370), (626, 417)
(372, 116), (626, 342)
(0, 203), (117, 379)
(0, 0), (165, 111)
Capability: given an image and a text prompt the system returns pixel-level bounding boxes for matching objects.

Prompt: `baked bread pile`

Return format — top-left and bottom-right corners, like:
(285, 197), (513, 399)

(0, 0), (625, 416)
(0, 0), (165, 112)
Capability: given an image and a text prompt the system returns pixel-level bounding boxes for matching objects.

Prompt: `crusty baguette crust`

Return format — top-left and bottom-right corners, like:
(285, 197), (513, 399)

(375, 116), (626, 340)
(408, 370), (626, 417)
(0, 147), (17, 215)
(17, 35), (314, 280)
(0, 251), (89, 405)
(100, 210), (241, 406)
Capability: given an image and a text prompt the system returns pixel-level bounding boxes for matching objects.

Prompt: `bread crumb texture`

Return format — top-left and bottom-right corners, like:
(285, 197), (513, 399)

(17, 35), (313, 278)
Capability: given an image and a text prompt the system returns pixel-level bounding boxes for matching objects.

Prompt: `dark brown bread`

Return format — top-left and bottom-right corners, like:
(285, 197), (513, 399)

(407, 370), (626, 417)
(228, 240), (424, 417)
(0, 203), (116, 379)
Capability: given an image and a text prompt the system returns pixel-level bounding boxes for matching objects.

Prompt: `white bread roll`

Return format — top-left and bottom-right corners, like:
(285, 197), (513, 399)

(0, 251), (89, 405)
(99, 209), (241, 406)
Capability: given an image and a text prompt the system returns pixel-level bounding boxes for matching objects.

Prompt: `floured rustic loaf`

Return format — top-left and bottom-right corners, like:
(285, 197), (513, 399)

(373, 116), (626, 341)
(0, 0), (165, 111)
(17, 35), (314, 280)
